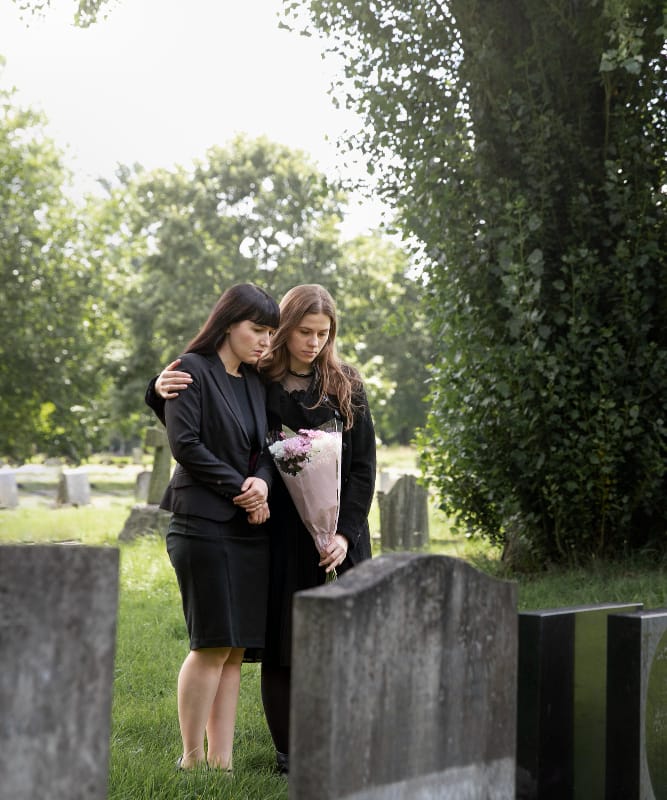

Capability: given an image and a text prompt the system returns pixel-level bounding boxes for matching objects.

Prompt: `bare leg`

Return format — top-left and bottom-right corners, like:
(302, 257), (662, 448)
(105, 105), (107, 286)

(177, 647), (230, 768)
(206, 647), (244, 769)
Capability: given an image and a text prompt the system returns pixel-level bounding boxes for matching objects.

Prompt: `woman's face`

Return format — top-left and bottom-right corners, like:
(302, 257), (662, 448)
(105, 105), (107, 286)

(286, 312), (331, 373)
(226, 320), (274, 364)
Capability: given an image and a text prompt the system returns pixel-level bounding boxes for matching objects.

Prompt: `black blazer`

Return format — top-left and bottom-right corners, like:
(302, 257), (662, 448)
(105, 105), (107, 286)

(157, 352), (273, 522)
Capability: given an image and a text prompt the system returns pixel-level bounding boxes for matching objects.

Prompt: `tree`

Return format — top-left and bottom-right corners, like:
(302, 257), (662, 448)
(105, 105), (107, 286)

(289, 1), (667, 563)
(0, 68), (110, 460)
(93, 136), (347, 431)
(92, 136), (431, 446)
(336, 233), (431, 445)
(10, 0), (112, 27)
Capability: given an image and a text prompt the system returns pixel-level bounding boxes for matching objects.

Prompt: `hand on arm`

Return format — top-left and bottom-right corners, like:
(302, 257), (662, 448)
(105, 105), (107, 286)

(156, 358), (193, 400)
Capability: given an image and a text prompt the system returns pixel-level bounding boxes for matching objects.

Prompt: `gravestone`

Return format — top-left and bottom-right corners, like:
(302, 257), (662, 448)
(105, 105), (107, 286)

(119, 502), (171, 541)
(290, 553), (518, 799)
(145, 426), (172, 505)
(135, 469), (152, 502)
(0, 544), (119, 800)
(56, 469), (91, 506)
(377, 474), (429, 551)
(517, 601), (642, 800)
(119, 428), (172, 540)
(606, 608), (667, 799)
(0, 469), (19, 508)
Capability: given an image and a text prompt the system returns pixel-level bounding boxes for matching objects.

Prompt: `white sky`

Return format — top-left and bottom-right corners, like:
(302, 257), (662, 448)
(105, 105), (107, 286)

(0, 0), (386, 234)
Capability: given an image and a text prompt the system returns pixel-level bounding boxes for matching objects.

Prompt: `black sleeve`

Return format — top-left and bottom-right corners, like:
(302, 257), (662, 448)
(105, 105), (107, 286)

(337, 386), (376, 548)
(145, 375), (166, 426)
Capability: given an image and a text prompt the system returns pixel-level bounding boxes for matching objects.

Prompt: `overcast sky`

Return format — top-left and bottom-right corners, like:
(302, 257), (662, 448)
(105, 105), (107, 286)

(0, 0), (384, 234)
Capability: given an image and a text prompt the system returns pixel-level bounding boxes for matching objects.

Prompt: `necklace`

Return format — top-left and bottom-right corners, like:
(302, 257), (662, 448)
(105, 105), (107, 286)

(288, 368), (313, 378)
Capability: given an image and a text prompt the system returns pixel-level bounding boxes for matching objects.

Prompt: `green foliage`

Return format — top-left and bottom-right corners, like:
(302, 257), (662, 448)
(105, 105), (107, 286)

(10, 0), (114, 27)
(0, 71), (111, 461)
(90, 135), (430, 445)
(291, 0), (667, 563)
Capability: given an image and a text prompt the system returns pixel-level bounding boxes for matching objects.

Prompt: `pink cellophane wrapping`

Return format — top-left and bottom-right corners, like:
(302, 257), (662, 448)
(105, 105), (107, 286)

(267, 419), (342, 556)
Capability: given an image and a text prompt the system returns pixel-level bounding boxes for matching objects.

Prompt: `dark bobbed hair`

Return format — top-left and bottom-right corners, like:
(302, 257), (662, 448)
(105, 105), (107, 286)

(186, 283), (280, 355)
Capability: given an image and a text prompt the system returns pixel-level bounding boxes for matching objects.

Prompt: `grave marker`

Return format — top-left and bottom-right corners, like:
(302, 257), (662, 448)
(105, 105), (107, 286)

(377, 474), (429, 551)
(145, 426), (172, 505)
(0, 469), (18, 508)
(290, 553), (518, 799)
(0, 545), (119, 800)
(606, 608), (667, 799)
(517, 601), (642, 800)
(56, 469), (91, 506)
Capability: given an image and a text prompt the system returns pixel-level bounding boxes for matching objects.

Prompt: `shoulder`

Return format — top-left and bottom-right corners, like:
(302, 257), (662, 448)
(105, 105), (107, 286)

(178, 352), (215, 377)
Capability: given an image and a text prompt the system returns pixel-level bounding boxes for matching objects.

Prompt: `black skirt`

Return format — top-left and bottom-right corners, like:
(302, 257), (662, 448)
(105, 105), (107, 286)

(166, 512), (270, 652)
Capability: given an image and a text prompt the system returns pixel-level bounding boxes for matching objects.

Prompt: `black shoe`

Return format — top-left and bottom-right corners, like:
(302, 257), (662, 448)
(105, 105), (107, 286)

(276, 751), (289, 775)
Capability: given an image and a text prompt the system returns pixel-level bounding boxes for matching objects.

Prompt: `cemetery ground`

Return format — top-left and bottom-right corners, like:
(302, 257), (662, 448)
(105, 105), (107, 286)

(2, 448), (667, 799)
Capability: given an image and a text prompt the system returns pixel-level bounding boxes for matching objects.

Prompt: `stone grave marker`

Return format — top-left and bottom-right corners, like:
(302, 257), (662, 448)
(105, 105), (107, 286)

(517, 601), (642, 800)
(135, 469), (152, 502)
(377, 473), (429, 551)
(290, 553), (518, 799)
(145, 426), (172, 504)
(119, 427), (172, 540)
(0, 469), (19, 508)
(0, 544), (119, 800)
(606, 608), (667, 799)
(56, 468), (91, 506)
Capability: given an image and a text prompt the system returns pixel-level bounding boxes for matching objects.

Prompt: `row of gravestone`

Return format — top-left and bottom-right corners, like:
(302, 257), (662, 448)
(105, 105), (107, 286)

(1, 545), (664, 800)
(0, 468), (92, 507)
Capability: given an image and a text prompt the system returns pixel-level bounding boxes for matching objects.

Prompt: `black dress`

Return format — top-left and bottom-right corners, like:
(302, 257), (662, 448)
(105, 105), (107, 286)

(262, 371), (376, 666)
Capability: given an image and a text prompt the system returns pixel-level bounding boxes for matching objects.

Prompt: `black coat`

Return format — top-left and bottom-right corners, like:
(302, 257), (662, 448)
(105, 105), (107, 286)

(266, 375), (375, 563)
(155, 352), (273, 522)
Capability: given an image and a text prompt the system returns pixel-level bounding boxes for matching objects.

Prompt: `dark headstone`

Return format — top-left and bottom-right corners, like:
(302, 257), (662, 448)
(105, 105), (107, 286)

(606, 608), (667, 800)
(145, 426), (171, 504)
(0, 470), (19, 508)
(377, 473), (429, 551)
(290, 553), (518, 799)
(56, 469), (91, 506)
(0, 545), (119, 799)
(517, 602), (642, 800)
(119, 503), (171, 541)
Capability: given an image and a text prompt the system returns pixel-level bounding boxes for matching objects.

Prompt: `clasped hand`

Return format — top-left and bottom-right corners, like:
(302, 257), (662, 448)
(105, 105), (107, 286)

(233, 477), (270, 525)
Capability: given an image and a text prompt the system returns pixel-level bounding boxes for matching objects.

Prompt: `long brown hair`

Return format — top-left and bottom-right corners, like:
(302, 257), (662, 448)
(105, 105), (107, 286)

(186, 283), (280, 355)
(261, 284), (363, 429)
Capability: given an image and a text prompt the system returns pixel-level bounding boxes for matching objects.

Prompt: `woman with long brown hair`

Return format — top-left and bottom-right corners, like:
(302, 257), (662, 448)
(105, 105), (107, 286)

(148, 284), (376, 775)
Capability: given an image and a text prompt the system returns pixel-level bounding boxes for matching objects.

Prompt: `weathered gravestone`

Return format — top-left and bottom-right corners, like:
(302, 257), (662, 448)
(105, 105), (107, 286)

(517, 601), (642, 800)
(290, 553), (518, 800)
(606, 608), (667, 800)
(145, 426), (172, 505)
(119, 427), (172, 540)
(135, 469), (152, 502)
(0, 469), (19, 508)
(56, 468), (91, 506)
(0, 544), (119, 800)
(377, 474), (429, 551)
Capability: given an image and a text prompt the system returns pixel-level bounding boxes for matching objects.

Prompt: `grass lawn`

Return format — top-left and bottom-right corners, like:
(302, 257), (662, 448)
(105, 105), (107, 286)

(2, 448), (667, 797)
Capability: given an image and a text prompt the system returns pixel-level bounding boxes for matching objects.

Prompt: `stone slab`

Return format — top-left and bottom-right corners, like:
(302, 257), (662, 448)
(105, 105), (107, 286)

(119, 503), (171, 541)
(135, 469), (152, 502)
(606, 608), (667, 800)
(56, 469), (91, 506)
(517, 601), (642, 800)
(290, 553), (518, 800)
(0, 470), (19, 508)
(0, 544), (119, 800)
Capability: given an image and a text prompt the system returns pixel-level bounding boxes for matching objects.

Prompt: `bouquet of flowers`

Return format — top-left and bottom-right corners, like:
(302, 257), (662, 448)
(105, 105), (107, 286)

(267, 418), (343, 581)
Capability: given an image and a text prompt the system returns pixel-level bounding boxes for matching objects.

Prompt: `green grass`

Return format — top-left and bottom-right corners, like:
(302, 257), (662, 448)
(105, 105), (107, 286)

(3, 447), (667, 797)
